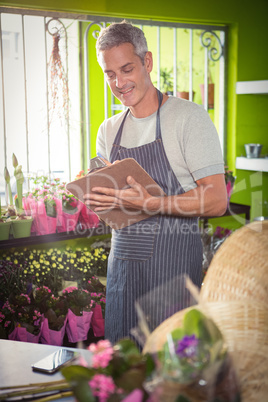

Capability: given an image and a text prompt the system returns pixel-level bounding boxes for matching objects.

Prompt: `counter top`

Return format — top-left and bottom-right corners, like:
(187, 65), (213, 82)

(0, 340), (91, 401)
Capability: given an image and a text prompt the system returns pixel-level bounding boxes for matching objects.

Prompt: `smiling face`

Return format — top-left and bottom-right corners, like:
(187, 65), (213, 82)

(98, 42), (156, 117)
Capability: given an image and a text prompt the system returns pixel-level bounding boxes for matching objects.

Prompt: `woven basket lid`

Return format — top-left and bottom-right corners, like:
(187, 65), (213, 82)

(200, 220), (268, 303)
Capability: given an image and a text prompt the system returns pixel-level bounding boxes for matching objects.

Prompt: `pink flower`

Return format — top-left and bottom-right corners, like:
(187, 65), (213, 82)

(62, 286), (78, 294)
(88, 340), (113, 369)
(20, 293), (31, 304)
(89, 374), (116, 402)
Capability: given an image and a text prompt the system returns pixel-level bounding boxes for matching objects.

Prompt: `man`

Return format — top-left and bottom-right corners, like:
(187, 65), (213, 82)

(84, 21), (227, 345)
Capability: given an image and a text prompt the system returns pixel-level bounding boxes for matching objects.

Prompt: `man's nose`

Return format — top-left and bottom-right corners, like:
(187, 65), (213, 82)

(115, 74), (126, 89)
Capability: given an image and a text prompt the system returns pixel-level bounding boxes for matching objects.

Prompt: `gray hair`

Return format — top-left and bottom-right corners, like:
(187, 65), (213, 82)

(96, 21), (148, 65)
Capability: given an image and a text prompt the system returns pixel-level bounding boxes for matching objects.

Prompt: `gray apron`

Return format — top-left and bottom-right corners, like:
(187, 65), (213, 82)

(105, 90), (202, 344)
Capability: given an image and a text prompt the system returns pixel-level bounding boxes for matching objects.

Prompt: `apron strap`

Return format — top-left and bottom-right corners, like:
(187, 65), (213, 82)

(156, 89), (163, 140)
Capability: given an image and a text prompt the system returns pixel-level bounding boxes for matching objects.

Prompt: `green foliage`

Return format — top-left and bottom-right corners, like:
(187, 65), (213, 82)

(61, 338), (155, 401)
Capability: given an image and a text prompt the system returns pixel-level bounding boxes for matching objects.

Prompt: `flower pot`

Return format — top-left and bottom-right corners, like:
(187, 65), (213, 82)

(8, 323), (41, 343)
(91, 304), (105, 337)
(0, 221), (11, 241)
(200, 83), (214, 109)
(177, 91), (195, 101)
(11, 217), (33, 238)
(66, 309), (93, 343)
(40, 315), (67, 346)
(79, 204), (99, 230)
(56, 200), (83, 233)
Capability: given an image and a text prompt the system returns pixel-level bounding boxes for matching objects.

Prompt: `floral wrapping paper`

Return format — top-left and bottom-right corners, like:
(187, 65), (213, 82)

(66, 309), (93, 343)
(8, 322), (42, 343)
(40, 314), (68, 346)
(23, 196), (98, 235)
(91, 304), (105, 337)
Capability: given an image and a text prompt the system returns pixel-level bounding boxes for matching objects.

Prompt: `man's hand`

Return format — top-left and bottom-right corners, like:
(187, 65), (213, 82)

(83, 173), (227, 218)
(83, 176), (153, 212)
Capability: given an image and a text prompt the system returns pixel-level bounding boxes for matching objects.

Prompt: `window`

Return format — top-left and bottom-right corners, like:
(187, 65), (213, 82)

(0, 10), (226, 206)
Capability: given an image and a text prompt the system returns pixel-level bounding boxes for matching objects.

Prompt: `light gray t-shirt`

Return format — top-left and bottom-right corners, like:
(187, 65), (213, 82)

(96, 96), (224, 192)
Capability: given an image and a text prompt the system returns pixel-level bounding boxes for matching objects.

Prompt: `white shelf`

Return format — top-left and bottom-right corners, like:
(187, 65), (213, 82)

(236, 80), (268, 94)
(236, 157), (268, 172)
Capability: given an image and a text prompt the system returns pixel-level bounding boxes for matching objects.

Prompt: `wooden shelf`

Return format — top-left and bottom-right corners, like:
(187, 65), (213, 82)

(236, 157), (268, 172)
(0, 221), (111, 250)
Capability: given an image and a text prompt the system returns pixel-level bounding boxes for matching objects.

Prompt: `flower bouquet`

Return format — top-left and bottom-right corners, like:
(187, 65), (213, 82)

(62, 286), (94, 343)
(147, 308), (240, 402)
(61, 339), (154, 402)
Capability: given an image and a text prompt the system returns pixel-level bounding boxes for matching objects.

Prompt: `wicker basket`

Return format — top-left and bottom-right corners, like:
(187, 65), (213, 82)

(200, 221), (268, 303)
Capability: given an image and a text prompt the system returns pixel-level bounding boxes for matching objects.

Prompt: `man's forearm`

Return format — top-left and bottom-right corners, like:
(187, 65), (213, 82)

(146, 176), (227, 217)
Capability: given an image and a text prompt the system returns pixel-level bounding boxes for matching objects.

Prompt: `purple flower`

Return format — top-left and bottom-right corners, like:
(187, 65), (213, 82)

(176, 334), (199, 358)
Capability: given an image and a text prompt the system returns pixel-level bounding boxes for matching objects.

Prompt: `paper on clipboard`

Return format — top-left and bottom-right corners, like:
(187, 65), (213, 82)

(66, 158), (166, 229)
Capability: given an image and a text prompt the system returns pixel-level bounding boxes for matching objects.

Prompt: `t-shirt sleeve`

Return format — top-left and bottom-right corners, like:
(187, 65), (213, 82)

(183, 105), (225, 180)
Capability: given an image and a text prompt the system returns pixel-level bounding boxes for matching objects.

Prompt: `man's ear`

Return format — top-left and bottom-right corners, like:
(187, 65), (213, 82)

(144, 51), (153, 73)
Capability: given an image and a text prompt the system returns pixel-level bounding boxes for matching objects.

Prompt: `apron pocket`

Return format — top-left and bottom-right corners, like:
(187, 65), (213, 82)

(112, 216), (159, 261)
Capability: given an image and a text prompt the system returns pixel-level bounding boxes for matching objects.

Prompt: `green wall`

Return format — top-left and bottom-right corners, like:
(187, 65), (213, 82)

(1, 0), (268, 225)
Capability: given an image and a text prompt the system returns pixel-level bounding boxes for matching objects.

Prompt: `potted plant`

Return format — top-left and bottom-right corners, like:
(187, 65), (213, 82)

(62, 286), (94, 343)
(176, 61), (195, 101)
(197, 30), (219, 109)
(75, 170), (100, 230)
(24, 175), (58, 235)
(85, 276), (106, 337)
(34, 286), (68, 346)
(4, 154), (33, 238)
(7, 293), (42, 343)
(55, 183), (83, 233)
(0, 200), (11, 241)
(160, 68), (174, 95)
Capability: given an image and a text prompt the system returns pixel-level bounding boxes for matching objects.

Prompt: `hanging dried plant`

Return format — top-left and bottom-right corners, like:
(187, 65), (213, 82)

(48, 32), (69, 126)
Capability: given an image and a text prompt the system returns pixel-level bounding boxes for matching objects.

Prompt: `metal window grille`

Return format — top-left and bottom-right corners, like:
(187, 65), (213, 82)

(0, 9), (226, 205)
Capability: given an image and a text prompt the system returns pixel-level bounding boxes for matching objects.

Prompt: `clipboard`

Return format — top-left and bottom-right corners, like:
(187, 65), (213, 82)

(66, 158), (166, 229)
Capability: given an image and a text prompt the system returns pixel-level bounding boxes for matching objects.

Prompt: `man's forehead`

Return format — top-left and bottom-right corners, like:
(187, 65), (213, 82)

(99, 43), (139, 70)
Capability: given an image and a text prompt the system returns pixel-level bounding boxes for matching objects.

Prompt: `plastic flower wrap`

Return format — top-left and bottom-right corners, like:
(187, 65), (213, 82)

(146, 309), (240, 402)
(134, 275), (241, 402)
